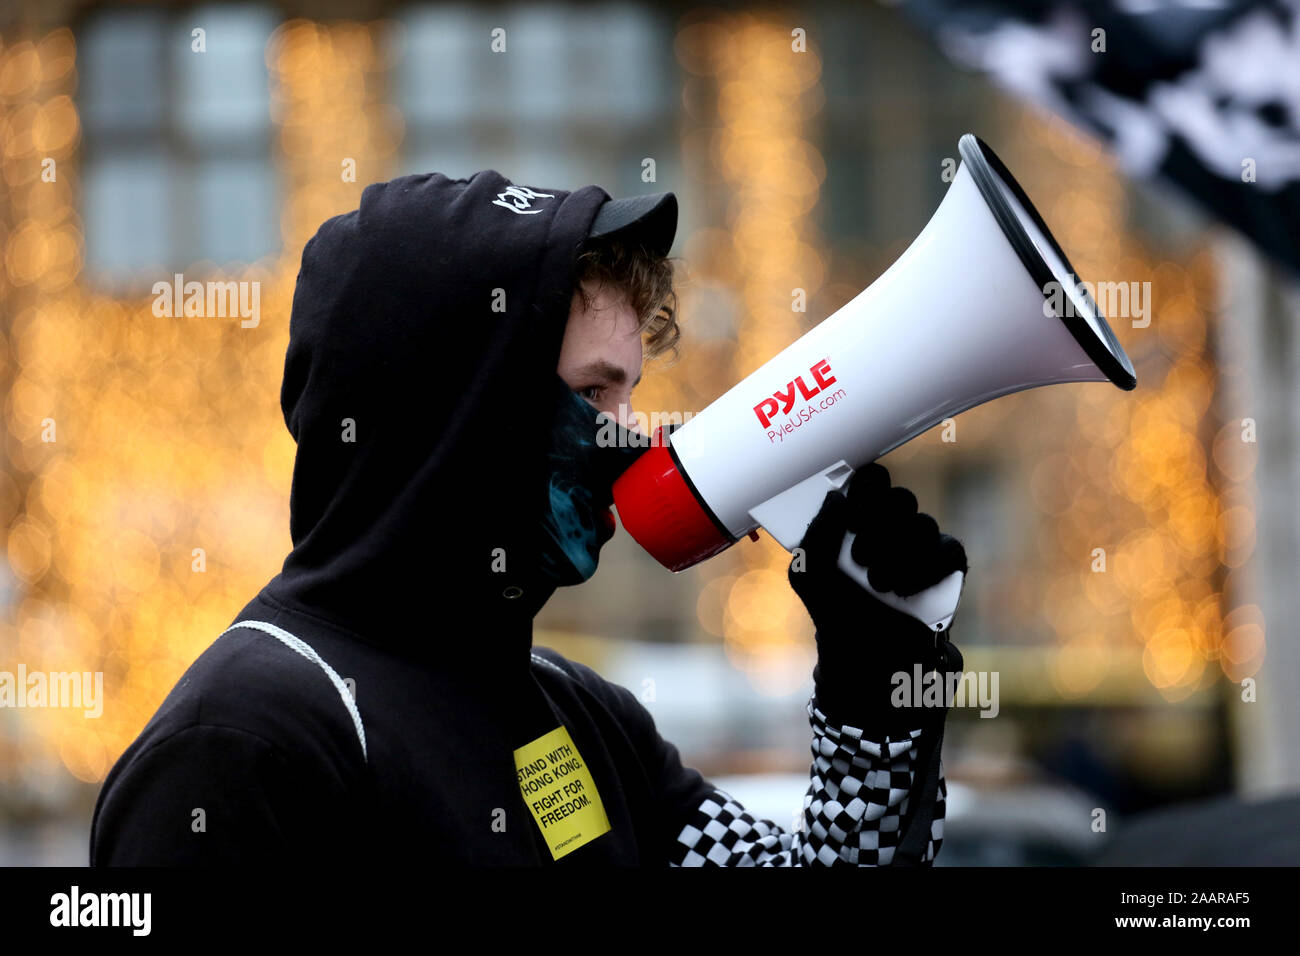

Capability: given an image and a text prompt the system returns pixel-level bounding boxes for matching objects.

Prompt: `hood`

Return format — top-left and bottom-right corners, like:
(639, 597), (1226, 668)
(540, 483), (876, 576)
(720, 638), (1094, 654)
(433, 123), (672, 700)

(264, 171), (611, 663)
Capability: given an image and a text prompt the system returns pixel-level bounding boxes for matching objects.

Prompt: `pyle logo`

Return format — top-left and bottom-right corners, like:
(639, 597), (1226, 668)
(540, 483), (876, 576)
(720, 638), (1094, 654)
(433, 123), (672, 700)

(753, 358), (836, 427)
(492, 185), (555, 215)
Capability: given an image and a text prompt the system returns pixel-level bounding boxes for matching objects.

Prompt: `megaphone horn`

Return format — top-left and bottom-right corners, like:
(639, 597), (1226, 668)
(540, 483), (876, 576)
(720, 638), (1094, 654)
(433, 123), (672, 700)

(613, 134), (1138, 632)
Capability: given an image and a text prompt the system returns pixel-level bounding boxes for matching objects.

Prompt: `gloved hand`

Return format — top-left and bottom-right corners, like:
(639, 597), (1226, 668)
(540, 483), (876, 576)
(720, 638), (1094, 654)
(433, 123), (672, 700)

(788, 463), (968, 735)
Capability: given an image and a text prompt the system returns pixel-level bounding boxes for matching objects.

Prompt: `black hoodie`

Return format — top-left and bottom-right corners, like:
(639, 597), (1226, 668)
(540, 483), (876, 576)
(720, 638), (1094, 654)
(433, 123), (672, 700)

(90, 171), (948, 867)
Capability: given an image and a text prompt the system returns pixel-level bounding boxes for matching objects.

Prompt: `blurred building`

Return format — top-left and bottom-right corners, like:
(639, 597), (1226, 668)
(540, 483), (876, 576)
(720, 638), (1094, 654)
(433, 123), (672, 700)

(0, 0), (1293, 864)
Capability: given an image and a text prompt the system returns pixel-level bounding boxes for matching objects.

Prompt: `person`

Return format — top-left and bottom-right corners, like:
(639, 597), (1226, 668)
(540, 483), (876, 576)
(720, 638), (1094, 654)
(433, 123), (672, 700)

(89, 170), (967, 866)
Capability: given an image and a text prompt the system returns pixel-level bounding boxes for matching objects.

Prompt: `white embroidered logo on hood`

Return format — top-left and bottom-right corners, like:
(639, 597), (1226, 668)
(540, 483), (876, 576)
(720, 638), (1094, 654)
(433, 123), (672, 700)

(492, 185), (555, 214)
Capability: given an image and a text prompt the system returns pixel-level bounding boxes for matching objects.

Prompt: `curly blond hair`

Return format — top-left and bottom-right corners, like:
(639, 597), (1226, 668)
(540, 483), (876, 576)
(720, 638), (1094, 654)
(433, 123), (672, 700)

(573, 236), (680, 361)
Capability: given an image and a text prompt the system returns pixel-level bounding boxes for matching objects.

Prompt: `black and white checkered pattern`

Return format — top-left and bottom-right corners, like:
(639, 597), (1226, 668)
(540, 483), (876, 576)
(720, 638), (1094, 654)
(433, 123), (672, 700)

(671, 699), (944, 866)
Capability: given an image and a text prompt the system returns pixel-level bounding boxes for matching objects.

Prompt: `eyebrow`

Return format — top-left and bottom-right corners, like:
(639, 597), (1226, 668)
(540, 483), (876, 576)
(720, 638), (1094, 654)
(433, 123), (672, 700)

(575, 360), (641, 389)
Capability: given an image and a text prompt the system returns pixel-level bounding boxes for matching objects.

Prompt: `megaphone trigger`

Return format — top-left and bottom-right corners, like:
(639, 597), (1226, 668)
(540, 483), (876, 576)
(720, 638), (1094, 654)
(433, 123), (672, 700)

(837, 530), (965, 635)
(746, 460), (856, 552)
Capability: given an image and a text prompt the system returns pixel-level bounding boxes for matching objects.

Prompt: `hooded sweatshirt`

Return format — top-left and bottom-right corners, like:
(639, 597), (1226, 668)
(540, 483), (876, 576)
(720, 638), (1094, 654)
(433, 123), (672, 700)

(89, 170), (948, 867)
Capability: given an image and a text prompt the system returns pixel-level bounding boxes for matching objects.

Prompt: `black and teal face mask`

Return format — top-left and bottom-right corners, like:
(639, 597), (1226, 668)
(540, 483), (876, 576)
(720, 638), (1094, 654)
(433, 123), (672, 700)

(538, 375), (650, 586)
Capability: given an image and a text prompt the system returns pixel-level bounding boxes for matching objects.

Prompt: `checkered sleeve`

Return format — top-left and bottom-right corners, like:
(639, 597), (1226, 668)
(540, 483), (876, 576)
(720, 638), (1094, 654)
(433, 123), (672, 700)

(670, 698), (944, 866)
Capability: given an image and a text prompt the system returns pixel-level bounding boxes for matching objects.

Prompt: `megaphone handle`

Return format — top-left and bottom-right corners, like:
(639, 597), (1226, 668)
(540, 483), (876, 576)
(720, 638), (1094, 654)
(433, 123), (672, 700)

(747, 461), (965, 632)
(837, 532), (964, 635)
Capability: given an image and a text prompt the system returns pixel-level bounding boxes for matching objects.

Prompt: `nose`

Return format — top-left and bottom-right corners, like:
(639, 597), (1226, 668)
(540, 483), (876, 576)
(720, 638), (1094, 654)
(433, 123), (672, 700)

(609, 397), (640, 434)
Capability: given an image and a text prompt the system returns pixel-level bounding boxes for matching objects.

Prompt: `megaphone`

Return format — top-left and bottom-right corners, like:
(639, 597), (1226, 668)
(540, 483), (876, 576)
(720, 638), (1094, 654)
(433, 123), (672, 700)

(612, 134), (1138, 633)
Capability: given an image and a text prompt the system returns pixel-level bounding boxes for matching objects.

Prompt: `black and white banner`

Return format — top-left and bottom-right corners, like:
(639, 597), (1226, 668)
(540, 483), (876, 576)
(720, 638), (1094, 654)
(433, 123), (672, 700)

(903, 0), (1300, 273)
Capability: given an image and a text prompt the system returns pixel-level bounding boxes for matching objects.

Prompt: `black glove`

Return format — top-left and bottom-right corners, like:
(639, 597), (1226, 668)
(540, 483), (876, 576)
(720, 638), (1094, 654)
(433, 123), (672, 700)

(788, 463), (968, 735)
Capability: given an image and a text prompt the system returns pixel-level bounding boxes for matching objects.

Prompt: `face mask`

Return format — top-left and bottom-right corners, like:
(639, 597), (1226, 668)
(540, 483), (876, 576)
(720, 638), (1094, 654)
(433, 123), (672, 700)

(538, 375), (650, 586)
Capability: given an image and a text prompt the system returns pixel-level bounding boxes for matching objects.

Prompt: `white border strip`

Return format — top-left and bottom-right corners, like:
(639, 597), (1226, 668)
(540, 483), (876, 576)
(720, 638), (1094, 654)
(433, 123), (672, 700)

(222, 620), (368, 762)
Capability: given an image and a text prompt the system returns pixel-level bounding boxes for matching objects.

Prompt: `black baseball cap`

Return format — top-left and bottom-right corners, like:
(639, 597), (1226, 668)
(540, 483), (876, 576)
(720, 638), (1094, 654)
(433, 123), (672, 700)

(587, 192), (677, 257)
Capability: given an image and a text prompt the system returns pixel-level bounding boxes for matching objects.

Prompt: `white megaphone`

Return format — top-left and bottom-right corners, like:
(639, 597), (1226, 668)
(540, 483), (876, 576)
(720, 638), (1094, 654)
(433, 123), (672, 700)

(613, 134), (1137, 633)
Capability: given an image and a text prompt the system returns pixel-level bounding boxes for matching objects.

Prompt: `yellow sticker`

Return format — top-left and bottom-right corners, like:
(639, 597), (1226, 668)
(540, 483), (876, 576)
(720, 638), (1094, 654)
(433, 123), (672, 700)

(513, 726), (611, 860)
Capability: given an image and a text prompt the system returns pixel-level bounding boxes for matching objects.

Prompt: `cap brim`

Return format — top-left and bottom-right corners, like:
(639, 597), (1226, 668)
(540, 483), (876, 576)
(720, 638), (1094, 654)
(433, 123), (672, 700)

(587, 192), (677, 257)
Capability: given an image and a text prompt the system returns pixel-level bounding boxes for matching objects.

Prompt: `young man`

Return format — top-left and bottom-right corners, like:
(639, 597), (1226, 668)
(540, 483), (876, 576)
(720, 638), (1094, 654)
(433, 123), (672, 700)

(90, 171), (966, 866)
